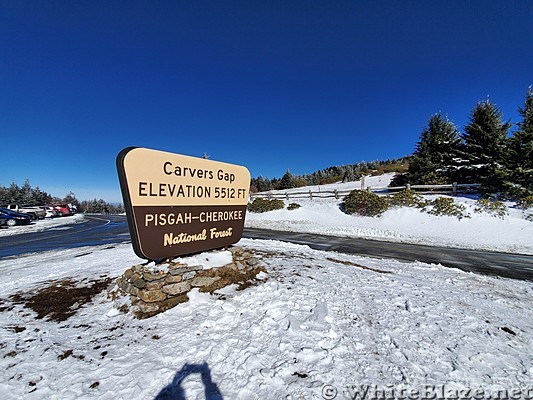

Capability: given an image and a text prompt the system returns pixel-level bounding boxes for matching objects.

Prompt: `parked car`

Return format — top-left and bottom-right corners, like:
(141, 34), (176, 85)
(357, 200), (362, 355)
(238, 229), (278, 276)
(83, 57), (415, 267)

(52, 204), (71, 216)
(3, 204), (46, 220)
(67, 204), (78, 214)
(41, 206), (61, 218)
(0, 208), (32, 227)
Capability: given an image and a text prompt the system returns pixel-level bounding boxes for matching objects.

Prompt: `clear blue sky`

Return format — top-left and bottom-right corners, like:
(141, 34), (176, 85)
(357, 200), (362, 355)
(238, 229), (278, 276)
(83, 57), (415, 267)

(1, 1), (532, 203)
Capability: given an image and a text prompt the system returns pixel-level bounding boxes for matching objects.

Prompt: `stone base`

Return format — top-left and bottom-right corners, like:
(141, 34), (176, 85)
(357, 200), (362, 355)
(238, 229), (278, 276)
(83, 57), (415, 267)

(114, 247), (266, 318)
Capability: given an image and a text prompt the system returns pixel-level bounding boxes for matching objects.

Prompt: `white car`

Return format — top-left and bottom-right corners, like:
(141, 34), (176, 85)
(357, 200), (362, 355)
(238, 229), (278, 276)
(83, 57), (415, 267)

(42, 206), (61, 218)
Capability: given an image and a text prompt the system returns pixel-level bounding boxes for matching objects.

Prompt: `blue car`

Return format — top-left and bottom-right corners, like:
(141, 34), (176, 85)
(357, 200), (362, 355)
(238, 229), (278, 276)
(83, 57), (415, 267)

(0, 207), (32, 227)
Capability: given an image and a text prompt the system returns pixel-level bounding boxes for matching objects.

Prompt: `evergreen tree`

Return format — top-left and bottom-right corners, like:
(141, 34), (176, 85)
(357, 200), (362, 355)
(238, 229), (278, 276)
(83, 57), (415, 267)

(0, 186), (8, 205)
(408, 113), (461, 184)
(342, 165), (357, 182)
(251, 176), (276, 193)
(270, 177), (281, 190)
(460, 99), (511, 192)
(63, 191), (80, 208)
(20, 179), (34, 204)
(253, 176), (263, 192)
(6, 182), (22, 204)
(505, 87), (533, 197)
(309, 172), (321, 185)
(278, 170), (295, 190)
(33, 187), (52, 205)
(81, 198), (109, 213)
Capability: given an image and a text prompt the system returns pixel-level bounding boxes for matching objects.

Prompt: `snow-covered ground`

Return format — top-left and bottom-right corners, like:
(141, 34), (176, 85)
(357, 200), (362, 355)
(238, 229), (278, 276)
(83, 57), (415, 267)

(0, 214), (85, 237)
(1, 174), (532, 399)
(1, 240), (532, 399)
(246, 173), (533, 255)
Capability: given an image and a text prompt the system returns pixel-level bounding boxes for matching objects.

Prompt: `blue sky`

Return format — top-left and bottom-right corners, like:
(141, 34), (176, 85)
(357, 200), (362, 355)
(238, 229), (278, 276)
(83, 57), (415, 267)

(1, 1), (532, 203)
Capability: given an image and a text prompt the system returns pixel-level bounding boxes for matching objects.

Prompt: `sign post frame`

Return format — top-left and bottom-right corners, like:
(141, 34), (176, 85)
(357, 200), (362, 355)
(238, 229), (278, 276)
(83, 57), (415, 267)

(116, 147), (251, 260)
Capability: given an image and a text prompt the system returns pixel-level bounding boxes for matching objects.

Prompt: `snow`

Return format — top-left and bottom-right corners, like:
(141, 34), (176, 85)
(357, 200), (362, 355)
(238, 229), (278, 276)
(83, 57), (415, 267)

(177, 251), (234, 270)
(129, 252), (234, 276)
(246, 173), (533, 255)
(1, 173), (532, 398)
(264, 173), (393, 194)
(0, 240), (532, 399)
(0, 214), (85, 237)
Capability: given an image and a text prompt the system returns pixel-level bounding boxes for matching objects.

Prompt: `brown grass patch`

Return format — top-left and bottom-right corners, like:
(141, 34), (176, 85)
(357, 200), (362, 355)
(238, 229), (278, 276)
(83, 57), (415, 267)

(9, 277), (114, 322)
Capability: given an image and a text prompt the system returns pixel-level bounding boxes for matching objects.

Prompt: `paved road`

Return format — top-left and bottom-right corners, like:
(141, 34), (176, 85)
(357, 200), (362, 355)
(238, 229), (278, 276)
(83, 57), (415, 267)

(1, 215), (532, 281)
(0, 215), (131, 259)
(243, 228), (533, 281)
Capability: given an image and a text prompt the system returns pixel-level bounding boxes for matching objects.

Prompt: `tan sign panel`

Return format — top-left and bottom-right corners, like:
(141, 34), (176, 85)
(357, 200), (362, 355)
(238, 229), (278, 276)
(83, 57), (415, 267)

(117, 147), (251, 260)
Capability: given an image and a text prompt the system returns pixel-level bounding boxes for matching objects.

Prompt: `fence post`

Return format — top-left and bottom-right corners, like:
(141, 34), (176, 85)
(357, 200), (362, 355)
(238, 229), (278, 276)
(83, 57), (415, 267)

(334, 189), (338, 199)
(285, 192), (289, 200)
(268, 192), (272, 200)
(453, 182), (457, 196)
(309, 190), (313, 199)
(406, 184), (411, 191)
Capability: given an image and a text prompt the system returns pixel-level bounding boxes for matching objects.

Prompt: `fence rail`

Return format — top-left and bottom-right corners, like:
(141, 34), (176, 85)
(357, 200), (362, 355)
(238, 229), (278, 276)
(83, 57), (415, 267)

(250, 183), (481, 200)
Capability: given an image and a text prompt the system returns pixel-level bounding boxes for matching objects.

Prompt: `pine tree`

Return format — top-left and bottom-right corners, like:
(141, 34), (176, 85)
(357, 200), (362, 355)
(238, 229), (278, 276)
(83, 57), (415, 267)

(6, 182), (22, 204)
(20, 179), (34, 204)
(63, 191), (80, 208)
(407, 113), (462, 184)
(505, 87), (533, 197)
(33, 187), (52, 205)
(279, 170), (295, 190)
(0, 186), (8, 205)
(342, 166), (357, 182)
(460, 99), (511, 192)
(255, 176), (266, 192)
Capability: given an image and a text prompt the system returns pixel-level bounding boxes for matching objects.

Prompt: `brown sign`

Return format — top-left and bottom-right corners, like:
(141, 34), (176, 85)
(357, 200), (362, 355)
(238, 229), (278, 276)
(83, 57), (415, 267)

(116, 147), (251, 260)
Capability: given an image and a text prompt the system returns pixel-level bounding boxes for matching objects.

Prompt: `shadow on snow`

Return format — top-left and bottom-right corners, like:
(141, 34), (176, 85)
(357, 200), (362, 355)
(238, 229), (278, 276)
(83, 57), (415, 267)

(154, 362), (223, 400)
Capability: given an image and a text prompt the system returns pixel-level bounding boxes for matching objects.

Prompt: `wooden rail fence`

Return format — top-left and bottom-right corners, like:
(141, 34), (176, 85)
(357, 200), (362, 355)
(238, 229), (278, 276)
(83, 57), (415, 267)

(250, 183), (481, 200)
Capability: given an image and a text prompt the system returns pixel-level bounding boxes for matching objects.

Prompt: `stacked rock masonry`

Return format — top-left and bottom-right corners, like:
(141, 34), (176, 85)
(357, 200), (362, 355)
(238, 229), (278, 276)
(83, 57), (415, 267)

(115, 247), (266, 319)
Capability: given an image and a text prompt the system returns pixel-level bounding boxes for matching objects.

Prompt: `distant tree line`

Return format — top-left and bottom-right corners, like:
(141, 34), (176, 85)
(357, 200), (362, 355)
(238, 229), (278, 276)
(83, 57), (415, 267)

(395, 87), (532, 198)
(79, 198), (125, 214)
(250, 158), (409, 193)
(0, 180), (124, 213)
(0, 180), (52, 206)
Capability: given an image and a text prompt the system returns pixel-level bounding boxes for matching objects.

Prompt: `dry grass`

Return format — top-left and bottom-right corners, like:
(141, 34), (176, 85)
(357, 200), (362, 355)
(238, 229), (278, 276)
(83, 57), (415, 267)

(9, 277), (114, 322)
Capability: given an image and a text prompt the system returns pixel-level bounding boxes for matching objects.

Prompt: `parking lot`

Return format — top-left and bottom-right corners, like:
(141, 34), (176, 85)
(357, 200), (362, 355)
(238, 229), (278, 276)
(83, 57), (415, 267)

(0, 208), (84, 237)
(0, 204), (78, 229)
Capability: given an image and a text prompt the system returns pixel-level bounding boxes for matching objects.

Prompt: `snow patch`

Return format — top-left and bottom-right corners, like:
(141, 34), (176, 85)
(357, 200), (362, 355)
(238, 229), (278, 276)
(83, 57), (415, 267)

(247, 179), (533, 254)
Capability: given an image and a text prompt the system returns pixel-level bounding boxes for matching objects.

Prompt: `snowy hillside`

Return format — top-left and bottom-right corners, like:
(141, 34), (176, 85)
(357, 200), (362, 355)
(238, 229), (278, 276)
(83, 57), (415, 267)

(247, 173), (533, 255)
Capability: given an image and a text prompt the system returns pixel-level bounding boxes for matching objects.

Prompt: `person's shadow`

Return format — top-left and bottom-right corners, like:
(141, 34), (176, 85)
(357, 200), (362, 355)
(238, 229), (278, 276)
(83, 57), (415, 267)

(154, 362), (224, 400)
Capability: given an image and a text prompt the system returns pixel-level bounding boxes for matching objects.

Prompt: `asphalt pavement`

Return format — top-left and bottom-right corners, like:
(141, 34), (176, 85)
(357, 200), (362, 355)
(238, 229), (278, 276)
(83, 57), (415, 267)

(242, 228), (533, 282)
(0, 215), (131, 258)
